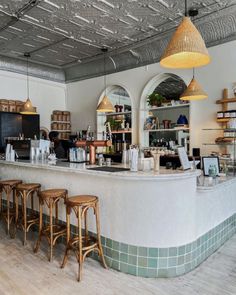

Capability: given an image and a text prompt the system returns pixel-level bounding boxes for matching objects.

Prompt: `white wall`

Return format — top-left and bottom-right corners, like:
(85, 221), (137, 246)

(66, 40), (236, 152)
(0, 70), (66, 131)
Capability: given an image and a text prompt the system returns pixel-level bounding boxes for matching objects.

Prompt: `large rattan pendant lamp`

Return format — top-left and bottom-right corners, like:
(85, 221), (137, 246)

(21, 52), (37, 114)
(96, 48), (114, 113)
(160, 1), (210, 69)
(180, 68), (207, 100)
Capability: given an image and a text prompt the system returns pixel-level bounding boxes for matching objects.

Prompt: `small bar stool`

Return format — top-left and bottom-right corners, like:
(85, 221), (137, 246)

(61, 195), (107, 281)
(15, 183), (41, 245)
(34, 189), (68, 261)
(0, 179), (22, 236)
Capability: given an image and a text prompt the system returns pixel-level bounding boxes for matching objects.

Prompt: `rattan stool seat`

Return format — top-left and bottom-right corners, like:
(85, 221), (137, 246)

(16, 183), (41, 191)
(0, 179), (22, 187)
(40, 189), (67, 199)
(66, 195), (97, 207)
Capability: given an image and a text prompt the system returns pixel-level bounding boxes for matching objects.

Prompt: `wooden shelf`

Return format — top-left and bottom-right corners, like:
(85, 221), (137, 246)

(111, 130), (132, 134)
(98, 111), (131, 116)
(51, 121), (71, 123)
(142, 103), (189, 112)
(217, 118), (230, 123)
(216, 98), (236, 104)
(51, 130), (71, 132)
(144, 128), (189, 132)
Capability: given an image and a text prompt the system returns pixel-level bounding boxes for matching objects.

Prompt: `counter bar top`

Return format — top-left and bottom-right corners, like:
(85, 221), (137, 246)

(0, 160), (201, 181)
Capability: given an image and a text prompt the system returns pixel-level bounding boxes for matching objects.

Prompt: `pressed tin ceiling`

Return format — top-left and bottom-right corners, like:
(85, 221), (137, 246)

(0, 0), (235, 82)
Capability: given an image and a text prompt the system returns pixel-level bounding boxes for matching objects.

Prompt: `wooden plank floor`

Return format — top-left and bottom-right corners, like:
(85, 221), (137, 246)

(0, 226), (236, 295)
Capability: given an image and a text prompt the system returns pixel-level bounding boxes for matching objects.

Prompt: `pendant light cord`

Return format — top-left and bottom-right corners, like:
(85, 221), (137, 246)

(185, 0), (188, 16)
(104, 51), (106, 96)
(27, 56), (29, 99)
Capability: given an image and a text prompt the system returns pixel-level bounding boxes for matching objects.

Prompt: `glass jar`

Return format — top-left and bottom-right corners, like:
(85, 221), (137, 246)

(208, 165), (217, 179)
(217, 111), (224, 119)
(224, 111), (231, 118)
(230, 110), (236, 118)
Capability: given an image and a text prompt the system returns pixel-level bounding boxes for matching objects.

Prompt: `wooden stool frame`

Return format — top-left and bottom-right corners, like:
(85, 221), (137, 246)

(61, 196), (107, 281)
(34, 189), (68, 262)
(15, 184), (41, 245)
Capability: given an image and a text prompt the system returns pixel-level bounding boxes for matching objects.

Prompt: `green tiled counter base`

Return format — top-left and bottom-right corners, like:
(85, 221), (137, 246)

(2, 200), (235, 278)
(97, 214), (236, 278)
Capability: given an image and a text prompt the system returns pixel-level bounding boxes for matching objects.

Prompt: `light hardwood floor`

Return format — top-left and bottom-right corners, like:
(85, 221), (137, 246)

(0, 226), (236, 295)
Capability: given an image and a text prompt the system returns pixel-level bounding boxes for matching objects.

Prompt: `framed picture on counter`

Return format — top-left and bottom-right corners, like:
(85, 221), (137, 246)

(202, 156), (220, 176)
(177, 147), (191, 170)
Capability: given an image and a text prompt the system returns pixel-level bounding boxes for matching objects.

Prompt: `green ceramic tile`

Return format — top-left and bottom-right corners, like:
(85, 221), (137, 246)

(186, 244), (191, 253)
(169, 247), (177, 257)
(101, 236), (105, 246)
(105, 257), (112, 267)
(120, 263), (128, 273)
(138, 257), (147, 267)
(177, 255), (184, 265)
(147, 269), (157, 278)
(106, 238), (113, 248)
(168, 257), (177, 267)
(148, 248), (158, 257)
(138, 267), (148, 277)
(159, 248), (168, 257)
(178, 245), (185, 256)
(185, 263), (191, 273)
(185, 253), (191, 263)
(113, 241), (120, 251)
(128, 255), (137, 266)
(128, 265), (137, 276)
(120, 253), (128, 263)
(148, 258), (157, 268)
(158, 269), (168, 278)
(138, 247), (148, 257)
(159, 258), (167, 268)
(106, 247), (112, 258)
(120, 243), (128, 253)
(112, 250), (119, 261)
(112, 260), (120, 271)
(129, 245), (137, 255)
(176, 265), (185, 276)
(167, 267), (177, 277)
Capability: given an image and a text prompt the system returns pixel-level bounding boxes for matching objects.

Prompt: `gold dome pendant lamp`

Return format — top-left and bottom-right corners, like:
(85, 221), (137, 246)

(160, 2), (210, 69)
(21, 52), (37, 114)
(180, 68), (207, 101)
(96, 48), (114, 113)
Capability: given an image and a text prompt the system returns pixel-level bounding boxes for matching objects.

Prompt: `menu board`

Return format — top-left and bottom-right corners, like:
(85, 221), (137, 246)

(177, 147), (191, 170)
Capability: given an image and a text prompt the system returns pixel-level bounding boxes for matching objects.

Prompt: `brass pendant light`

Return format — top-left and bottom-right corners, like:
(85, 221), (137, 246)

(160, 2), (210, 69)
(21, 53), (37, 114)
(180, 68), (207, 101)
(96, 48), (114, 113)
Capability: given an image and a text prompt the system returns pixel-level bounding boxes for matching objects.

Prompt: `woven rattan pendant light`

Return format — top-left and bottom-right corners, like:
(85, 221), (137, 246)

(21, 53), (37, 114)
(160, 2), (210, 69)
(96, 48), (114, 113)
(180, 69), (207, 100)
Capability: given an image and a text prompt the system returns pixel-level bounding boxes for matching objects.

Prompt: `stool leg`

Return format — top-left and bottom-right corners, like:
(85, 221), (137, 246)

(34, 200), (43, 253)
(0, 189), (2, 215)
(49, 200), (53, 262)
(6, 187), (10, 236)
(84, 207), (89, 245)
(78, 206), (83, 281)
(61, 209), (70, 268)
(95, 202), (107, 269)
(22, 191), (27, 246)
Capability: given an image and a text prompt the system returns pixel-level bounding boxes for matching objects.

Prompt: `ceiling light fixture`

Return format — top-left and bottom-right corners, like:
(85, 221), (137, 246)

(180, 68), (207, 101)
(96, 48), (114, 113)
(21, 53), (37, 114)
(160, 1), (210, 69)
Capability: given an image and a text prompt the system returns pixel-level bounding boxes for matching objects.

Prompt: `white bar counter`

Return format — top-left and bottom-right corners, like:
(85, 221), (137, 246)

(0, 159), (235, 278)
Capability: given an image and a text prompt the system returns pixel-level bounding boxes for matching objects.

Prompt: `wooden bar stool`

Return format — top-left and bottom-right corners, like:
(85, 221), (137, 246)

(34, 189), (68, 261)
(61, 195), (107, 281)
(15, 183), (41, 245)
(0, 179), (22, 236)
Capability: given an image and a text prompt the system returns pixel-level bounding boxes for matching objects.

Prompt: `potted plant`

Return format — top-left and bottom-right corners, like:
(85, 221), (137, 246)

(147, 93), (165, 107)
